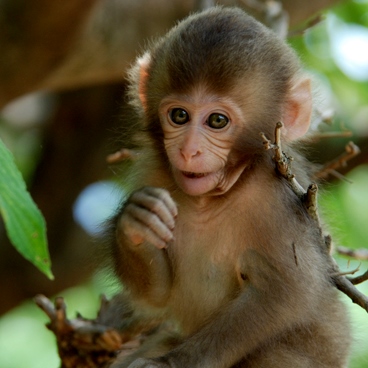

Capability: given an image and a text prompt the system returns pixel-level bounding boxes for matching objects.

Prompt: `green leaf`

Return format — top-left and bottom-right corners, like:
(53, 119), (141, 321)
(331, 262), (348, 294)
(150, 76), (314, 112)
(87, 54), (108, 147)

(0, 138), (53, 279)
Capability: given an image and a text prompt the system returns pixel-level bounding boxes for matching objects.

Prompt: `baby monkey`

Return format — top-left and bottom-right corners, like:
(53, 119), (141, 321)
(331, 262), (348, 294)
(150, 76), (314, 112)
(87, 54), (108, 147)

(109, 6), (350, 368)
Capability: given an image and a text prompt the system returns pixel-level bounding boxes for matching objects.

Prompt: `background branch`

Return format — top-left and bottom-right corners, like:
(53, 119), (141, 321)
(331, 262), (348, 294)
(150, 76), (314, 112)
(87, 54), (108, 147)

(0, 0), (342, 108)
(263, 122), (368, 313)
(337, 246), (368, 261)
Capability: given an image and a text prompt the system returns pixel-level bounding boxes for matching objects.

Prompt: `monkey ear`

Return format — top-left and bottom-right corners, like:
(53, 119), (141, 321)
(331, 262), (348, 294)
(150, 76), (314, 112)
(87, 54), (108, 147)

(136, 52), (151, 109)
(282, 78), (312, 141)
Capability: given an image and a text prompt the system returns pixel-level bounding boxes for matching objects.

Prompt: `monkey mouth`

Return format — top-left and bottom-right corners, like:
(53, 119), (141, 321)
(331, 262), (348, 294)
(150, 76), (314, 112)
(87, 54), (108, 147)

(182, 171), (208, 179)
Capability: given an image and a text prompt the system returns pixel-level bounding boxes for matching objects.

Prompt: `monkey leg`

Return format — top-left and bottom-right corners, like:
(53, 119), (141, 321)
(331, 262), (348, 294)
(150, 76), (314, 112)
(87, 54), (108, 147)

(111, 330), (183, 368)
(234, 319), (350, 368)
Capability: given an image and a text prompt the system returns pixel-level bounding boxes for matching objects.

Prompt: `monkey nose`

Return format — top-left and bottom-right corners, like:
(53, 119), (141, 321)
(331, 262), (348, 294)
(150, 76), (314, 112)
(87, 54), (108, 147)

(180, 147), (201, 162)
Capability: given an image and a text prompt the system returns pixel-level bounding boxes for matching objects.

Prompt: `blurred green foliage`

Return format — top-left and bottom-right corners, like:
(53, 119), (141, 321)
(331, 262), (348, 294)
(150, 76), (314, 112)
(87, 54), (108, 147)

(320, 166), (368, 368)
(0, 138), (52, 279)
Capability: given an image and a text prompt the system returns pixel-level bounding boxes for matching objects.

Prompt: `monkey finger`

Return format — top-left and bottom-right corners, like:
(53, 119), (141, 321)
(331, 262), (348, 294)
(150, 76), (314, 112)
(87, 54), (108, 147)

(123, 219), (169, 249)
(130, 188), (177, 229)
(143, 187), (178, 217)
(122, 205), (174, 245)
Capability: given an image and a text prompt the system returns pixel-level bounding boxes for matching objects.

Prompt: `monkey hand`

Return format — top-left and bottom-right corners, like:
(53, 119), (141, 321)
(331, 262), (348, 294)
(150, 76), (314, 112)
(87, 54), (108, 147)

(119, 187), (177, 249)
(127, 357), (171, 368)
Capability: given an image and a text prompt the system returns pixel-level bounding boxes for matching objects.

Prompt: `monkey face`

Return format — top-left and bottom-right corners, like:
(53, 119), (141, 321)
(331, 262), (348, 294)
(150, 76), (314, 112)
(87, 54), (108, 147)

(159, 90), (247, 196)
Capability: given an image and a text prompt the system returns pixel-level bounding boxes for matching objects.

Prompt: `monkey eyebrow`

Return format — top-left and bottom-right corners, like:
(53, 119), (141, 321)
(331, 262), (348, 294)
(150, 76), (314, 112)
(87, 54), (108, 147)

(159, 91), (228, 107)
(159, 95), (190, 108)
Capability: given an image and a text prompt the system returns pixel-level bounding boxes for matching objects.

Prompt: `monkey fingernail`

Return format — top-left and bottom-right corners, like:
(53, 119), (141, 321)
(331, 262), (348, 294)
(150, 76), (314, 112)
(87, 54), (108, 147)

(154, 243), (167, 250)
(165, 233), (174, 242)
(164, 237), (174, 248)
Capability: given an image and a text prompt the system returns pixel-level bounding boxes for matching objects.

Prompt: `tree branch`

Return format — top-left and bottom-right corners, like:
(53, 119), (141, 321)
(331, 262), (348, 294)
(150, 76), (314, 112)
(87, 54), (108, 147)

(34, 294), (124, 368)
(332, 275), (368, 311)
(337, 246), (368, 261)
(313, 131), (353, 139)
(262, 122), (368, 313)
(260, 122), (318, 219)
(348, 270), (368, 286)
(0, 0), (342, 107)
(106, 149), (140, 164)
(315, 141), (361, 180)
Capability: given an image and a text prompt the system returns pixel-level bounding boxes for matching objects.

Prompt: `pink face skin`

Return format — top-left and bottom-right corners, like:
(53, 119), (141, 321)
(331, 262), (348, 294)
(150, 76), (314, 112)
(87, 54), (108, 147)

(159, 89), (248, 198)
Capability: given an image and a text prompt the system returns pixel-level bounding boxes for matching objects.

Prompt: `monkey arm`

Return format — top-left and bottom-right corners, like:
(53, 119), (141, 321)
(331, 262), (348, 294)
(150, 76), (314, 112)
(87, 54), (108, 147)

(112, 187), (177, 308)
(113, 231), (173, 309)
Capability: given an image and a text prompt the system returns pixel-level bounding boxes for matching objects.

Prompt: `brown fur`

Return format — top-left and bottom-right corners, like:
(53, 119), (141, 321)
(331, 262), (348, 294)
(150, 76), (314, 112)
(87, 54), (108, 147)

(109, 7), (350, 368)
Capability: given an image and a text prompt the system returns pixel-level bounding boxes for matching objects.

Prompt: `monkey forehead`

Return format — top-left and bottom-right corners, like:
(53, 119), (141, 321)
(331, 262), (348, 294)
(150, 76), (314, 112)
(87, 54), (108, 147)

(148, 7), (299, 100)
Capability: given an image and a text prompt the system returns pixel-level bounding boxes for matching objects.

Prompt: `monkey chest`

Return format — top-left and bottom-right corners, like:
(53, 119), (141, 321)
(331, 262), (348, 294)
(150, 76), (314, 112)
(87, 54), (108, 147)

(172, 219), (240, 273)
(167, 221), (242, 332)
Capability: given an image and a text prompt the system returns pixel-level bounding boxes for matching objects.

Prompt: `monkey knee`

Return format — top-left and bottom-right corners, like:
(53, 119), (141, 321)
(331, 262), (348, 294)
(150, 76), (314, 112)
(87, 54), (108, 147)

(116, 331), (182, 368)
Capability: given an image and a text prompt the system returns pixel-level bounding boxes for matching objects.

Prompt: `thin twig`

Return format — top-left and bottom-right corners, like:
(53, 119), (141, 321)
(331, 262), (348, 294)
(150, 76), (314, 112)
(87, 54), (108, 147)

(261, 122), (368, 313)
(332, 275), (368, 311)
(106, 148), (140, 164)
(292, 242), (298, 266)
(324, 235), (333, 253)
(288, 14), (324, 37)
(331, 264), (361, 277)
(261, 122), (306, 200)
(348, 270), (368, 285)
(305, 183), (319, 222)
(315, 141), (360, 179)
(337, 246), (368, 261)
(313, 131), (353, 140)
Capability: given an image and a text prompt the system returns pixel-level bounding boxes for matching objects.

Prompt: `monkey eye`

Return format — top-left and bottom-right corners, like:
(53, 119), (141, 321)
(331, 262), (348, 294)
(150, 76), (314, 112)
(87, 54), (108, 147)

(207, 113), (229, 129)
(169, 108), (190, 125)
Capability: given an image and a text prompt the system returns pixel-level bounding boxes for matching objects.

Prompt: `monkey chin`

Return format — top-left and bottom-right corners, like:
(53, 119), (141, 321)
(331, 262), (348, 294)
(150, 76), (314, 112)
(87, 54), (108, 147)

(173, 169), (222, 197)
